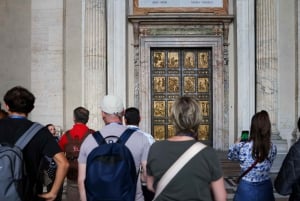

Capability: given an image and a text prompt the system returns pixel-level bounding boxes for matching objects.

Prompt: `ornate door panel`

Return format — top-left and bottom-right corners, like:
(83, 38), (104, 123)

(151, 48), (212, 145)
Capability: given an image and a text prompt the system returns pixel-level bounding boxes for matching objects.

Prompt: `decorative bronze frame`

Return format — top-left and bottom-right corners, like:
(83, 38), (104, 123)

(133, 0), (228, 15)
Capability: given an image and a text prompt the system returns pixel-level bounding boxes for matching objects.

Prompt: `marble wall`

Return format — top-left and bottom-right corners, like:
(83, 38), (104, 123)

(30, 0), (64, 127)
(0, 0), (31, 104)
(0, 0), (299, 155)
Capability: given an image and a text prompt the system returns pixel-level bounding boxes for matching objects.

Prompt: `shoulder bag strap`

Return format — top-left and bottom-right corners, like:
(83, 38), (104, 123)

(153, 142), (206, 200)
(236, 160), (258, 183)
(15, 122), (44, 150)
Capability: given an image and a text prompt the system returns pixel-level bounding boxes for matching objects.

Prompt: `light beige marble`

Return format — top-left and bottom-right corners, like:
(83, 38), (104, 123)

(83, 0), (107, 130)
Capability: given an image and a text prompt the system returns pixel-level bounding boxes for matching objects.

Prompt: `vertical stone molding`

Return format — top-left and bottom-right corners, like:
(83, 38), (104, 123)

(84, 0), (106, 129)
(256, 0), (287, 172)
(256, 0), (279, 135)
(297, 1), (300, 140)
(236, 0), (255, 134)
(107, 0), (127, 100)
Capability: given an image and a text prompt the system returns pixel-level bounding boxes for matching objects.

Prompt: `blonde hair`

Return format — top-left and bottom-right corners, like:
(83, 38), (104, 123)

(170, 96), (202, 139)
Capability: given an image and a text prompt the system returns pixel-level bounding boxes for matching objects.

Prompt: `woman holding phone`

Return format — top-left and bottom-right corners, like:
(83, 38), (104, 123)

(227, 110), (277, 201)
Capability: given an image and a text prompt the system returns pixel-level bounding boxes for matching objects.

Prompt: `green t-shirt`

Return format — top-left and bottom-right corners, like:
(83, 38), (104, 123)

(147, 140), (223, 201)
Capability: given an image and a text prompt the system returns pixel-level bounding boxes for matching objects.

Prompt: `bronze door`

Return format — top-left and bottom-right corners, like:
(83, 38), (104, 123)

(151, 48), (212, 145)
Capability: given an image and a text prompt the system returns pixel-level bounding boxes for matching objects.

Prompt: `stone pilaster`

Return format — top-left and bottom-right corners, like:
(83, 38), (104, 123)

(256, 0), (287, 172)
(297, 0), (300, 141)
(84, 0), (107, 129)
(256, 0), (278, 134)
(106, 0), (127, 101)
(236, 0), (255, 136)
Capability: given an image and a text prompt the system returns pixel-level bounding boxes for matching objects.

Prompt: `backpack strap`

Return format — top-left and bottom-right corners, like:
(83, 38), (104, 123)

(15, 122), (44, 150)
(83, 129), (93, 139)
(66, 129), (93, 142)
(92, 128), (137, 145)
(92, 131), (106, 145)
(65, 130), (73, 141)
(118, 128), (138, 145)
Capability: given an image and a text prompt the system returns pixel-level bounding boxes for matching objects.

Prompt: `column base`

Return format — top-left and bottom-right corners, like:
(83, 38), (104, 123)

(270, 138), (288, 173)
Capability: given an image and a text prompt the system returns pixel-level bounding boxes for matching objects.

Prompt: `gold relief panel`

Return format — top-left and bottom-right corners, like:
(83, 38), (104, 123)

(198, 125), (209, 141)
(168, 125), (175, 138)
(199, 101), (209, 117)
(153, 77), (166, 92)
(198, 78), (209, 92)
(168, 100), (175, 116)
(151, 48), (212, 144)
(184, 76), (196, 93)
(168, 77), (179, 93)
(198, 52), (209, 68)
(184, 52), (195, 68)
(153, 101), (166, 117)
(154, 51), (165, 68)
(168, 52), (179, 68)
(154, 125), (165, 141)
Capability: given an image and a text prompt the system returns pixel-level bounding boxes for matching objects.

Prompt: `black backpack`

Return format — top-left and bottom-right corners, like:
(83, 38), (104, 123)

(0, 123), (43, 201)
(84, 128), (138, 201)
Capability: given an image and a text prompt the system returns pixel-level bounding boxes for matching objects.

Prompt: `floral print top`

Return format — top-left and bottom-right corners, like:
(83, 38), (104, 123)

(228, 141), (277, 182)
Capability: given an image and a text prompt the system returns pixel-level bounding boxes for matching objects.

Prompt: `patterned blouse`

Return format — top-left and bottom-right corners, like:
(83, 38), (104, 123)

(228, 141), (277, 182)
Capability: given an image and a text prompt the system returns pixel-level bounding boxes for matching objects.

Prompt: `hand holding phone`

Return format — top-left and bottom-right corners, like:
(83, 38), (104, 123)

(241, 130), (249, 142)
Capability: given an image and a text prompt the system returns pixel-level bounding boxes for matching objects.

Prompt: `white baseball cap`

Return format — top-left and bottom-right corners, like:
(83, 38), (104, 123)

(100, 95), (124, 114)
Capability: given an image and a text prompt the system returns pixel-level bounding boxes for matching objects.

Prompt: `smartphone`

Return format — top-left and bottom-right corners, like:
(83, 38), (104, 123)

(241, 130), (249, 142)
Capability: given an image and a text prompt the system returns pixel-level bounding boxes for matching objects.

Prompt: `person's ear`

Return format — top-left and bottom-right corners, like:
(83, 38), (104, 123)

(5, 104), (9, 112)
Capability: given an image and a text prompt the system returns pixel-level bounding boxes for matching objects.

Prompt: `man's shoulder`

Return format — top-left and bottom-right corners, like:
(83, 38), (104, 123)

(289, 140), (300, 154)
(100, 123), (127, 136)
(134, 129), (155, 144)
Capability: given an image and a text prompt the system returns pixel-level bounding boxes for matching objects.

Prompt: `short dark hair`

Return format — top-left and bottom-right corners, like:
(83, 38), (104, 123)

(74, 106), (89, 124)
(124, 107), (140, 125)
(4, 86), (35, 114)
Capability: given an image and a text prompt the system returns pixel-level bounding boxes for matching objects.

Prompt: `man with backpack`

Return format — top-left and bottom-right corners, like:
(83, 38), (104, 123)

(78, 95), (151, 201)
(124, 107), (155, 201)
(58, 106), (94, 201)
(0, 86), (69, 201)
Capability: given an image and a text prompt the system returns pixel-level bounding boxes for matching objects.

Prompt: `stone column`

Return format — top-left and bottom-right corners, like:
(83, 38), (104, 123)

(297, 0), (300, 140)
(84, 0), (107, 129)
(256, 0), (280, 136)
(236, 0), (255, 137)
(107, 0), (127, 102)
(256, 0), (287, 172)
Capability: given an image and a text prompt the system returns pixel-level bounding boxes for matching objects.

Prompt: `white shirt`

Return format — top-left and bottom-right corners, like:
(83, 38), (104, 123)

(127, 125), (155, 145)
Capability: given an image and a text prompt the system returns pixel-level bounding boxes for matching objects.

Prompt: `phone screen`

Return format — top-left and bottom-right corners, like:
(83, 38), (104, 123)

(241, 130), (249, 142)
